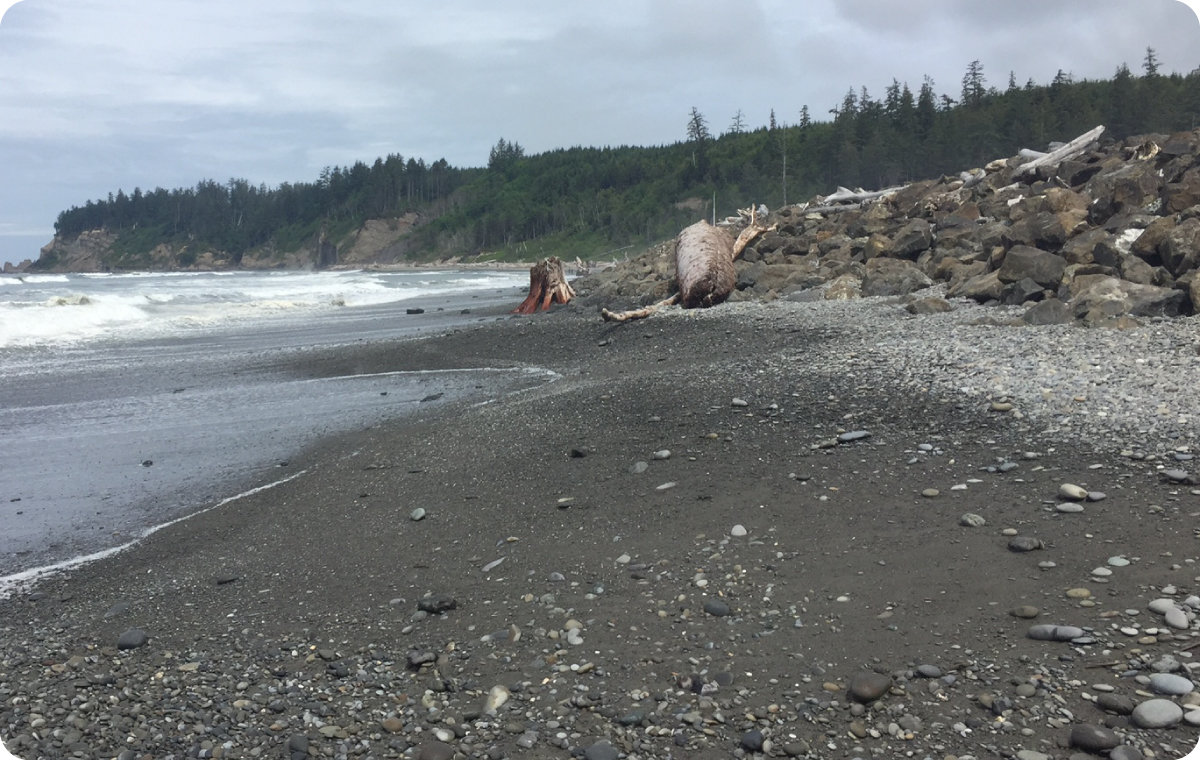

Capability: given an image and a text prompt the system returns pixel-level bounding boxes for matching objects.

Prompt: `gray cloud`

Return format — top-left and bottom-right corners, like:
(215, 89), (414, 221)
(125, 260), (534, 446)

(1, 0), (1198, 265)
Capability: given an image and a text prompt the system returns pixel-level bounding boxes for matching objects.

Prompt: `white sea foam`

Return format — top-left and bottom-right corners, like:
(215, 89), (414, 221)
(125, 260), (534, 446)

(0, 269), (527, 347)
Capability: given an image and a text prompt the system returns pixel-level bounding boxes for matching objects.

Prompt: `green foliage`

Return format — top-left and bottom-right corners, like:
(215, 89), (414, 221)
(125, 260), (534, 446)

(51, 62), (1200, 267)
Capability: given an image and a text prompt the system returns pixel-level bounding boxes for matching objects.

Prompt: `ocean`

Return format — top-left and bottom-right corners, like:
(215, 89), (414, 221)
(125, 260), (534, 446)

(0, 268), (543, 588)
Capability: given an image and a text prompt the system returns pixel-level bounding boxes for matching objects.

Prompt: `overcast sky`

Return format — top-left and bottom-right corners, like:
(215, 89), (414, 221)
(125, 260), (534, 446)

(1, 1), (1198, 267)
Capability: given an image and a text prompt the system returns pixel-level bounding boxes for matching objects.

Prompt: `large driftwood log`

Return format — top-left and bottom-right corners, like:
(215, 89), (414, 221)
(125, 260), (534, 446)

(1016, 125), (1105, 177)
(675, 220), (736, 308)
(513, 257), (575, 314)
(601, 220), (736, 322)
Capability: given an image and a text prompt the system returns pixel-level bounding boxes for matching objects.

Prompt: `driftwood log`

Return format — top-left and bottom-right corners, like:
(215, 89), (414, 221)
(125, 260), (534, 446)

(602, 220), (736, 322)
(513, 256), (575, 314)
(1016, 125), (1105, 177)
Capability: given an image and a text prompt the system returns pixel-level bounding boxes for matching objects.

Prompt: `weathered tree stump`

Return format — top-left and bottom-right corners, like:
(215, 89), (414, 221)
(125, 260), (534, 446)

(514, 257), (575, 314)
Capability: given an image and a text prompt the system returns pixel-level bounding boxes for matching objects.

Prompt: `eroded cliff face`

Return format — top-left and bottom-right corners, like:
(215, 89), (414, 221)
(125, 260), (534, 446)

(32, 213), (422, 272)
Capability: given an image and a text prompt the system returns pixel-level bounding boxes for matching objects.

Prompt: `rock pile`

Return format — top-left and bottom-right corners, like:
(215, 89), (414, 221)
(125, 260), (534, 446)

(577, 127), (1200, 327)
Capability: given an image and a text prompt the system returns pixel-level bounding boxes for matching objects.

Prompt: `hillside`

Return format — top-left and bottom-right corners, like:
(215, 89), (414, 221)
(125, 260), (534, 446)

(33, 58), (1200, 273)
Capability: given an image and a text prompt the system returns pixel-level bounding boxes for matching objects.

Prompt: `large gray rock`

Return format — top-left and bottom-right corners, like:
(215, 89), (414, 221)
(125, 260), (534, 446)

(848, 672), (892, 703)
(1131, 698), (1183, 728)
(1165, 165), (1200, 213)
(889, 218), (933, 258)
(1021, 298), (1073, 325)
(1131, 215), (1177, 263)
(1161, 218), (1200, 276)
(997, 246), (1068, 288)
(861, 258), (933, 296)
(948, 270), (1005, 302)
(1072, 276), (1188, 320)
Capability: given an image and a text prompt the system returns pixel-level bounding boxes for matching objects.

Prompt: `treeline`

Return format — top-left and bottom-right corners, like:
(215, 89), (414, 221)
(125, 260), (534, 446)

(52, 52), (1200, 262)
(53, 156), (474, 263)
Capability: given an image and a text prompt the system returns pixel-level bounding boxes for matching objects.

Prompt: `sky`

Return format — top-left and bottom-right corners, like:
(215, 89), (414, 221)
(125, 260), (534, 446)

(0, 1), (1199, 268)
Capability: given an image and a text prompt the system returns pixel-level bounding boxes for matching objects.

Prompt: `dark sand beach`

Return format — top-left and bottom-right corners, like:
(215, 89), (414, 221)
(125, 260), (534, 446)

(3, 297), (1200, 760)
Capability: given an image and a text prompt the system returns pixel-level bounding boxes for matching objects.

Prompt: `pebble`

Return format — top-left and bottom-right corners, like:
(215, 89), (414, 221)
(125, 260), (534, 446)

(417, 594), (456, 614)
(703, 600), (731, 617)
(1008, 536), (1044, 552)
(410, 507), (426, 521)
(656, 481), (676, 491)
(730, 524), (747, 537)
(416, 741), (455, 760)
(1010, 605), (1040, 619)
(1164, 469), (1191, 482)
(584, 740), (619, 760)
(1065, 588), (1091, 599)
(1027, 624), (1084, 641)
(1096, 693), (1136, 715)
(1165, 607), (1190, 629)
(1149, 598), (1178, 615)
(1087, 491), (1107, 501)
(629, 461), (649, 474)
(848, 672), (892, 703)
(116, 629), (149, 650)
(652, 449), (671, 460)
(922, 488), (940, 498)
(915, 664), (942, 678)
(1148, 673), (1194, 695)
(960, 513), (986, 527)
(838, 430), (871, 443)
(1131, 698), (1184, 728)
(1055, 503), (1084, 513)
(1069, 724), (1120, 752)
(1091, 567), (1113, 577)
(1058, 483), (1088, 501)
(1108, 556), (1130, 567)
(740, 729), (765, 752)
(1110, 746), (1144, 760)
(731, 398), (749, 407)
(1016, 751), (1049, 760)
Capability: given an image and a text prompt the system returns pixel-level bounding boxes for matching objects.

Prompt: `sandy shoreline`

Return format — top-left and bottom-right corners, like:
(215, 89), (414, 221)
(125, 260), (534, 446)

(3, 297), (1200, 760)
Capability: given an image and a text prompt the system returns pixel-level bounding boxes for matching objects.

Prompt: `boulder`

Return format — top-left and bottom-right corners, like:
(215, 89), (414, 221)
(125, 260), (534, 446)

(1130, 215), (1176, 263)
(861, 258), (933, 297)
(1060, 228), (1111, 266)
(997, 246), (1068, 288)
(1165, 166), (1200, 214)
(889, 219), (934, 258)
(1003, 277), (1047, 305)
(1118, 255), (1162, 286)
(948, 270), (1005, 303)
(906, 297), (954, 315)
(1161, 218), (1200, 276)
(1071, 276), (1188, 321)
(1022, 298), (1073, 325)
(824, 273), (862, 300)
(1086, 162), (1165, 221)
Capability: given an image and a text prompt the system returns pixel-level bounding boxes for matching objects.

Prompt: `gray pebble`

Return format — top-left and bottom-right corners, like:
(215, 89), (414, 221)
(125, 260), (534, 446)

(584, 740), (619, 760)
(1110, 746), (1143, 760)
(848, 672), (892, 703)
(1068, 724), (1119, 752)
(1008, 536), (1044, 552)
(116, 629), (149, 650)
(703, 600), (731, 617)
(1149, 672), (1194, 695)
(838, 430), (871, 442)
(1131, 698), (1184, 728)
(960, 513), (986, 527)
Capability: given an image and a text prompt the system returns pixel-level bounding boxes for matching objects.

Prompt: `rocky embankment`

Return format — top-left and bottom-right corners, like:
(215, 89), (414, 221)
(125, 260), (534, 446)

(576, 127), (1200, 328)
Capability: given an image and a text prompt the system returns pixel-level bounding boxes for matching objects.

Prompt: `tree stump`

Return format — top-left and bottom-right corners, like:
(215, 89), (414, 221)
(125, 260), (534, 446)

(514, 257), (575, 314)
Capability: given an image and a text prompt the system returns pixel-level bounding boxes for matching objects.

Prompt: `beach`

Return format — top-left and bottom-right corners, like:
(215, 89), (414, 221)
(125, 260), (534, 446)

(3, 295), (1200, 760)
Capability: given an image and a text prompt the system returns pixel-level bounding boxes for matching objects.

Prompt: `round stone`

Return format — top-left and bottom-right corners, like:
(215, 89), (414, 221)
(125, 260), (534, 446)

(1015, 683), (1036, 697)
(1092, 567), (1113, 577)
(1058, 483), (1088, 501)
(1055, 503), (1084, 513)
(652, 449), (671, 460)
(583, 741), (619, 760)
(1149, 673), (1194, 695)
(916, 664), (942, 678)
(1069, 724), (1120, 752)
(1107, 556), (1130, 567)
(703, 600), (731, 617)
(1165, 607), (1190, 630)
(1087, 491), (1107, 502)
(1008, 536), (1044, 552)
(116, 629), (149, 650)
(1184, 709), (1200, 727)
(1149, 599), (1179, 614)
(848, 672), (892, 703)
(1027, 624), (1083, 641)
(730, 524), (747, 537)
(410, 507), (426, 521)
(416, 741), (456, 760)
(1164, 469), (1191, 482)
(1066, 588), (1091, 599)
(1110, 746), (1143, 760)
(1131, 698), (1184, 728)
(740, 729), (764, 752)
(1010, 605), (1040, 619)
(960, 513), (986, 527)
(922, 488), (940, 498)
(1097, 693), (1136, 715)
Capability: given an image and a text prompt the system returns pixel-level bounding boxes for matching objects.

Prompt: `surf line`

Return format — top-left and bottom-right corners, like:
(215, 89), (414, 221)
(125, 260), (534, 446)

(0, 468), (309, 599)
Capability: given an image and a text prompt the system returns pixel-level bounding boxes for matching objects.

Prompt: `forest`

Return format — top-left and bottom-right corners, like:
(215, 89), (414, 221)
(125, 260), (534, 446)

(49, 51), (1200, 265)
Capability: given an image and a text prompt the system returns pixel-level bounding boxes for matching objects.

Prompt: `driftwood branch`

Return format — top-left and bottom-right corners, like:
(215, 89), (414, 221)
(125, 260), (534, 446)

(822, 185), (904, 205)
(1016, 125), (1105, 177)
(732, 206), (770, 260)
(601, 294), (679, 323)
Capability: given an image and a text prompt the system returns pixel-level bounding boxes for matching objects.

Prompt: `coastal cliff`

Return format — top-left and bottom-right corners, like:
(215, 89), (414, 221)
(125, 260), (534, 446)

(32, 211), (422, 273)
